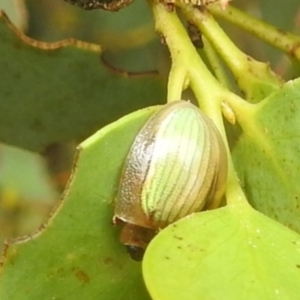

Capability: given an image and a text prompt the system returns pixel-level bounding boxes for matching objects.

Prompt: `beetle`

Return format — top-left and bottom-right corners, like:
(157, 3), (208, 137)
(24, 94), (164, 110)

(113, 100), (228, 260)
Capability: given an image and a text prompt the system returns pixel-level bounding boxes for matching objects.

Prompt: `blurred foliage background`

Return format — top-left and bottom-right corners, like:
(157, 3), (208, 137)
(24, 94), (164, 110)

(0, 0), (299, 247)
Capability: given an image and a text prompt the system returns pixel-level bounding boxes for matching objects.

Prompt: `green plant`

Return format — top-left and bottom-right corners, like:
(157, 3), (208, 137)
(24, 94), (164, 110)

(1, 0), (300, 299)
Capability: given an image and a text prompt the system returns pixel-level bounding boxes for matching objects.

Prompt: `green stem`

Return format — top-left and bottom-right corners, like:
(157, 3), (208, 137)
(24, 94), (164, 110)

(167, 64), (188, 103)
(209, 4), (300, 62)
(180, 4), (282, 103)
(202, 37), (231, 89)
(151, 2), (222, 108)
(149, 1), (248, 206)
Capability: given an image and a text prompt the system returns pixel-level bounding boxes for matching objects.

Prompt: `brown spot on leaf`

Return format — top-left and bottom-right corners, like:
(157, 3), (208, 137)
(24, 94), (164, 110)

(174, 235), (183, 241)
(74, 269), (90, 284)
(103, 257), (113, 265)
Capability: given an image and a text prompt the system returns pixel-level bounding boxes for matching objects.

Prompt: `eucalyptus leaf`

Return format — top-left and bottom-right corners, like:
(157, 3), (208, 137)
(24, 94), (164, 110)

(0, 11), (165, 151)
(0, 105), (160, 299)
(0, 0), (27, 30)
(233, 78), (300, 233)
(143, 204), (300, 300)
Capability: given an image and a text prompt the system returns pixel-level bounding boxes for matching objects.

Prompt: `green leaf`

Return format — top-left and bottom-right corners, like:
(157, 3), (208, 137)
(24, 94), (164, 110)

(232, 78), (300, 233)
(0, 0), (27, 30)
(0, 11), (165, 151)
(0, 105), (159, 299)
(143, 204), (300, 300)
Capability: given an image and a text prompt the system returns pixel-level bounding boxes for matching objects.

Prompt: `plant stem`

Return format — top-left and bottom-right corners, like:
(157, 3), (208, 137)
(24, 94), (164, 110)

(209, 4), (300, 62)
(151, 2), (222, 108)
(167, 64), (188, 102)
(202, 37), (231, 89)
(180, 4), (282, 103)
(149, 0), (248, 206)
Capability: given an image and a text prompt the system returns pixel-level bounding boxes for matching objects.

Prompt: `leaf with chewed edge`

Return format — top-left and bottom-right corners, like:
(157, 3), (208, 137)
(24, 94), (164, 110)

(0, 11), (165, 151)
(0, 105), (160, 299)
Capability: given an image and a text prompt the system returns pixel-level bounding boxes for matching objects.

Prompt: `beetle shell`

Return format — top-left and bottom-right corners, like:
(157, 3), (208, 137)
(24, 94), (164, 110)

(114, 100), (227, 230)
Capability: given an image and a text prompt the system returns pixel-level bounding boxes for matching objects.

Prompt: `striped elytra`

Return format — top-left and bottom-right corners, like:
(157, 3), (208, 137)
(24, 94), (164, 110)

(114, 100), (228, 232)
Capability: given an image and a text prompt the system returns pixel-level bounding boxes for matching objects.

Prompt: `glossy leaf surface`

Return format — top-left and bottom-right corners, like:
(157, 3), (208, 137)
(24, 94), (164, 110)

(143, 204), (300, 299)
(233, 79), (300, 233)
